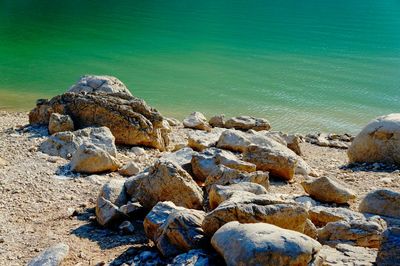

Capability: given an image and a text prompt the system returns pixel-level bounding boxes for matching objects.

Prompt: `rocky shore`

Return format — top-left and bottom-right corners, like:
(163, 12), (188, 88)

(1, 75), (399, 266)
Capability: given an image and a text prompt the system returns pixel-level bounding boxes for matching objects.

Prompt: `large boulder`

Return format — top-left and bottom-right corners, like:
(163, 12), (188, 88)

(48, 113), (74, 135)
(95, 179), (128, 227)
(202, 194), (308, 236)
(30, 92), (170, 150)
(70, 144), (120, 173)
(40, 126), (117, 159)
(125, 160), (203, 210)
(348, 114), (400, 165)
(376, 227), (400, 265)
(68, 75), (132, 96)
(211, 221), (322, 266)
(318, 218), (387, 248)
(359, 189), (400, 219)
(183, 112), (210, 131)
(301, 176), (356, 204)
(224, 116), (271, 131)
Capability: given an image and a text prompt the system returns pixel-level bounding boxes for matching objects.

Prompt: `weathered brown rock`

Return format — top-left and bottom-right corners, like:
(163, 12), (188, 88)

(318, 218), (387, 248)
(70, 144), (120, 174)
(359, 189), (400, 219)
(209, 115), (225, 128)
(224, 116), (271, 131)
(118, 161), (140, 177)
(125, 160), (203, 210)
(348, 113), (400, 165)
(301, 176), (356, 204)
(202, 194), (308, 236)
(211, 221), (322, 266)
(48, 113), (74, 135)
(68, 75), (132, 95)
(30, 92), (170, 150)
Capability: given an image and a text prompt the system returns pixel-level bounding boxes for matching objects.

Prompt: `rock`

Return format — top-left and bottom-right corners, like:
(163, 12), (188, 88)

(132, 250), (166, 266)
(131, 146), (146, 156)
(28, 243), (69, 266)
(208, 182), (268, 209)
(376, 227), (400, 265)
(29, 92), (170, 150)
(304, 219), (318, 239)
(119, 162), (140, 176)
(293, 195), (318, 209)
(170, 249), (222, 266)
(318, 218), (387, 248)
(70, 144), (120, 173)
(125, 160), (203, 210)
(359, 189), (400, 219)
(211, 221), (322, 266)
(95, 179), (128, 227)
(348, 113), (400, 164)
(309, 206), (365, 227)
(143, 201), (183, 241)
(48, 113), (74, 135)
(224, 116), (271, 131)
(160, 147), (197, 174)
(187, 128), (224, 151)
(40, 126), (117, 159)
(153, 207), (207, 257)
(306, 133), (351, 149)
(119, 220), (135, 234)
(0, 157), (8, 168)
(243, 144), (298, 181)
(68, 75), (132, 96)
(214, 149), (256, 172)
(301, 176), (356, 204)
(319, 244), (377, 266)
(166, 117), (182, 127)
(202, 194), (308, 236)
(216, 129), (253, 152)
(119, 202), (145, 219)
(209, 115), (225, 128)
(183, 112), (210, 131)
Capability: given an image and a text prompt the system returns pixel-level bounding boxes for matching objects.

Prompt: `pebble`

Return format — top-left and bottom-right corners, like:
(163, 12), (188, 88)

(130, 147), (146, 156)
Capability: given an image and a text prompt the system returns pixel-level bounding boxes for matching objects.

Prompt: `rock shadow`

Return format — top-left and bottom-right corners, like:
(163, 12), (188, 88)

(340, 162), (399, 173)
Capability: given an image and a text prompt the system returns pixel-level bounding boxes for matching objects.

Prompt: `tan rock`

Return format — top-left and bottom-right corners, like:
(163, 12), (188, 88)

(48, 113), (74, 135)
(0, 157), (8, 168)
(211, 221), (322, 266)
(359, 189), (400, 219)
(30, 92), (170, 150)
(202, 194), (308, 236)
(209, 114), (225, 128)
(208, 182), (268, 209)
(224, 116), (271, 131)
(304, 219), (318, 239)
(318, 218), (387, 248)
(348, 113), (400, 165)
(309, 206), (365, 227)
(319, 244), (377, 266)
(68, 75), (132, 95)
(125, 160), (203, 210)
(187, 128), (224, 151)
(301, 176), (356, 204)
(118, 161), (140, 177)
(183, 112), (210, 131)
(70, 144), (119, 173)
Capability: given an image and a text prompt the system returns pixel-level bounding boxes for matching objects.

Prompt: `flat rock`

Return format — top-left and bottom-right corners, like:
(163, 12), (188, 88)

(359, 189), (400, 219)
(48, 113), (74, 135)
(70, 144), (120, 174)
(208, 182), (268, 210)
(202, 193), (308, 236)
(187, 128), (224, 151)
(183, 112), (210, 131)
(67, 75), (132, 95)
(318, 218), (387, 248)
(376, 227), (400, 265)
(40, 126), (117, 159)
(125, 160), (203, 210)
(301, 176), (356, 204)
(224, 116), (271, 131)
(28, 243), (69, 266)
(30, 92), (170, 150)
(309, 206), (365, 227)
(118, 161), (140, 176)
(211, 221), (322, 266)
(348, 113), (400, 164)
(319, 244), (377, 266)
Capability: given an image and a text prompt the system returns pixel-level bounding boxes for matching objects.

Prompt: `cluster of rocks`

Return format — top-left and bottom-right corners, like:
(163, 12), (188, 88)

(26, 76), (400, 265)
(305, 133), (353, 149)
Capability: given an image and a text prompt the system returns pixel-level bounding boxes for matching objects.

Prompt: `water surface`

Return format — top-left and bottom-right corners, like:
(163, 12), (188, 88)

(1, 0), (400, 133)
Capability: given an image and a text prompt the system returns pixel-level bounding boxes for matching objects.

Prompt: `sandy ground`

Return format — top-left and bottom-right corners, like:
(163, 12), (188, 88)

(0, 111), (399, 265)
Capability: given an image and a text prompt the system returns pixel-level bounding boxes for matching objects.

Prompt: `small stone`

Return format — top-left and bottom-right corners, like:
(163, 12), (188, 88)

(183, 112), (210, 131)
(27, 243), (69, 266)
(119, 221), (135, 234)
(118, 162), (140, 177)
(130, 147), (146, 156)
(48, 113), (74, 135)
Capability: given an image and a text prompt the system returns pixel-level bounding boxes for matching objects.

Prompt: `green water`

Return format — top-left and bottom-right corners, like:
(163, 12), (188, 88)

(1, 0), (400, 133)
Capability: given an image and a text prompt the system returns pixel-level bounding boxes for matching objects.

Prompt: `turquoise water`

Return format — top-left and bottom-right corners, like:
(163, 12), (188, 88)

(1, 0), (400, 133)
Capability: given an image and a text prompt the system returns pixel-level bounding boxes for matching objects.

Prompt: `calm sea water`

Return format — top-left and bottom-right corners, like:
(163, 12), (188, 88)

(1, 0), (400, 133)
